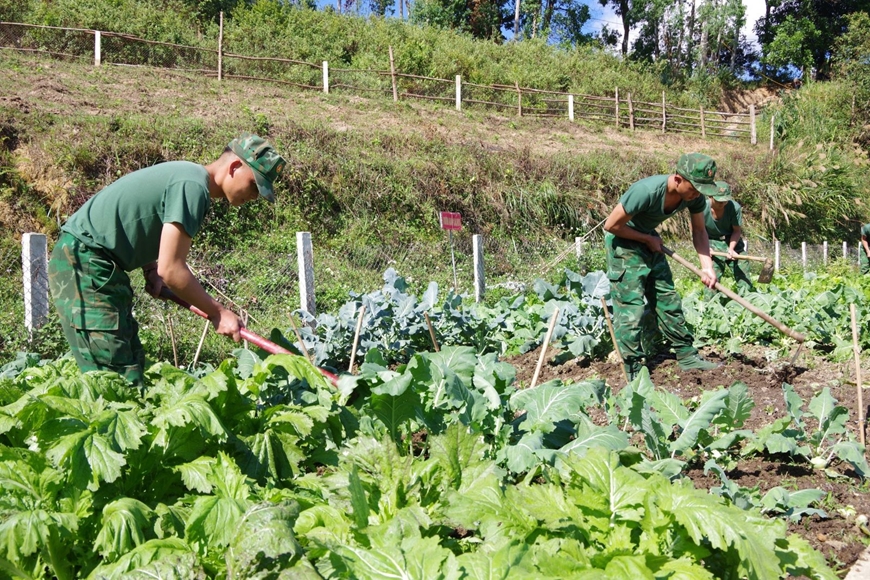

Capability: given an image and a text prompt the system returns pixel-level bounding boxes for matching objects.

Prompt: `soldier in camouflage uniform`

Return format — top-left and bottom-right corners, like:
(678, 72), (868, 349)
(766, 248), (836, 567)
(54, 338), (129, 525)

(861, 223), (870, 275)
(49, 133), (287, 385)
(604, 153), (721, 381)
(703, 181), (754, 293)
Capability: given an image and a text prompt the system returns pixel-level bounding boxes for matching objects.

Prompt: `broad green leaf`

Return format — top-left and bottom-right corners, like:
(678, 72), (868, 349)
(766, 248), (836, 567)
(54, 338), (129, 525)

(774, 534), (838, 580)
(713, 382), (754, 429)
(656, 557), (716, 580)
(428, 422), (495, 491)
(782, 384), (805, 428)
(85, 538), (196, 580)
(563, 447), (645, 523)
(650, 390), (688, 429)
(831, 441), (870, 476)
(226, 502), (304, 578)
(559, 422), (628, 456)
(510, 381), (589, 433)
(151, 394), (227, 442)
(336, 534), (455, 580)
(670, 390), (728, 455)
(348, 464), (370, 529)
(185, 495), (248, 550)
(807, 388), (836, 428)
(94, 498), (154, 561)
(505, 432), (544, 474)
(370, 386), (420, 445)
(176, 457), (215, 494)
(604, 555), (654, 579)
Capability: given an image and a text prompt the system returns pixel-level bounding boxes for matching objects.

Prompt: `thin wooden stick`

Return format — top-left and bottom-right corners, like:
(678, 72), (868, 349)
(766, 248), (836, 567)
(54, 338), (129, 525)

(349, 305), (366, 372)
(241, 311), (249, 350)
(424, 312), (440, 352)
(851, 304), (865, 446)
(288, 313), (311, 362)
(530, 308), (559, 389)
(601, 297), (629, 383)
(165, 308), (179, 368)
(192, 318), (210, 368)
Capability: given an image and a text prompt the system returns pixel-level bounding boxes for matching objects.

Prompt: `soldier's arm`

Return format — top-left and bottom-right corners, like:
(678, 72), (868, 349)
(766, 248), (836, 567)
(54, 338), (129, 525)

(862, 233), (870, 257)
(728, 225), (743, 257)
(157, 222), (243, 342)
(690, 212), (717, 288)
(604, 203), (662, 252)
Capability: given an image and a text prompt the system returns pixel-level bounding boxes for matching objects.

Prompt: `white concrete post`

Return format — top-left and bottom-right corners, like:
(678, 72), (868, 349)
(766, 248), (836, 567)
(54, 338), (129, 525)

(844, 241), (848, 259)
(473, 234), (484, 303)
(801, 241), (807, 270)
(455, 75), (461, 111)
(22, 233), (49, 332)
(575, 236), (583, 258)
(769, 114), (775, 150)
(94, 30), (101, 66)
(297, 232), (315, 320)
(750, 104), (757, 145)
(322, 61), (329, 94)
(823, 241), (828, 265)
(568, 94), (574, 121)
(774, 240), (780, 272)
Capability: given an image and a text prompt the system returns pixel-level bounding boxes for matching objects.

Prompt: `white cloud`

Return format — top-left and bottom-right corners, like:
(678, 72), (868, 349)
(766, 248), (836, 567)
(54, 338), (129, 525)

(742, 0), (767, 45)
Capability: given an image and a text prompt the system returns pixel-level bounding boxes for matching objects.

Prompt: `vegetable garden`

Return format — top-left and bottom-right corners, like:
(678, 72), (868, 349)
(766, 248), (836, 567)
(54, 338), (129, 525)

(1, 267), (869, 579)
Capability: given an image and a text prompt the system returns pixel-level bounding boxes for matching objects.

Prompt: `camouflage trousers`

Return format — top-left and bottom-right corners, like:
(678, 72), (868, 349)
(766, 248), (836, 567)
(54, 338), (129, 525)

(48, 232), (144, 385)
(605, 233), (697, 366)
(709, 239), (754, 293)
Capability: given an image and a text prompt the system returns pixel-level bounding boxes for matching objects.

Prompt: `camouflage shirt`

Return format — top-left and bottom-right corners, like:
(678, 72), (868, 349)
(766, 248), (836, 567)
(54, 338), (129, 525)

(619, 175), (707, 235)
(63, 161), (211, 271)
(703, 199), (743, 241)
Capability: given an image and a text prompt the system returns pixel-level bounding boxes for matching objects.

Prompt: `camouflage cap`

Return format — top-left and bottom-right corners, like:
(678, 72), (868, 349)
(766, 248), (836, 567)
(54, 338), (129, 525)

(676, 153), (718, 197)
(710, 180), (733, 202)
(229, 132), (286, 203)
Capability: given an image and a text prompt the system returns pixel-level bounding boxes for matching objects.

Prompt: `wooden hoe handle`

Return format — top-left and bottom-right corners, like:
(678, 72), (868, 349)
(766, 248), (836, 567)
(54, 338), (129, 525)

(662, 246), (806, 343)
(709, 250), (768, 263)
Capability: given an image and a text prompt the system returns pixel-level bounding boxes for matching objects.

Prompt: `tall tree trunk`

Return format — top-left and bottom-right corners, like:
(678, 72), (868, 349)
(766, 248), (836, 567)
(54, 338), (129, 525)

(620, 0), (630, 55)
(514, 0), (521, 39)
(686, 0), (696, 74)
(730, 23), (738, 73)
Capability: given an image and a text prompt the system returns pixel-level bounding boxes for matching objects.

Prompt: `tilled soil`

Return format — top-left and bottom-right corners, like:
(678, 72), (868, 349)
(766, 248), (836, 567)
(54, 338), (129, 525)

(505, 344), (870, 574)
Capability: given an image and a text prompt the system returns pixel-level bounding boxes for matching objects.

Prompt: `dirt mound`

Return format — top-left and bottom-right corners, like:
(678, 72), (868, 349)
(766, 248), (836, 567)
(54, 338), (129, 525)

(720, 86), (781, 113)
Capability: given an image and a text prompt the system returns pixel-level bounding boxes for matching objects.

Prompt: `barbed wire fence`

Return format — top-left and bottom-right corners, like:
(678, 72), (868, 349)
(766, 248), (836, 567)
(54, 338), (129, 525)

(2, 230), (867, 369)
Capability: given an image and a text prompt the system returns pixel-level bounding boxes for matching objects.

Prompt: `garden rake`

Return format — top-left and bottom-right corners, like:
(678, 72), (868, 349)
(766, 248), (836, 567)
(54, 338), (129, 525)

(710, 250), (775, 283)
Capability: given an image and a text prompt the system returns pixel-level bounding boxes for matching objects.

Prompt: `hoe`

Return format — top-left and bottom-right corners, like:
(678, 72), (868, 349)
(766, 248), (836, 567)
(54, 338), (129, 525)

(710, 250), (775, 284)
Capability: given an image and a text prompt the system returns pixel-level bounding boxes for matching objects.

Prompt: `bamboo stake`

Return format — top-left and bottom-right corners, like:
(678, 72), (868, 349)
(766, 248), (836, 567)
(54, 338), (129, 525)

(192, 318), (210, 368)
(601, 297), (629, 383)
(851, 304), (865, 446)
(348, 305), (366, 372)
(516, 81), (522, 117)
(699, 106), (706, 138)
(530, 308), (559, 389)
(424, 312), (440, 352)
(288, 313), (312, 362)
(165, 309), (179, 368)
(614, 87), (619, 127)
(628, 92), (635, 130)
(241, 311), (249, 350)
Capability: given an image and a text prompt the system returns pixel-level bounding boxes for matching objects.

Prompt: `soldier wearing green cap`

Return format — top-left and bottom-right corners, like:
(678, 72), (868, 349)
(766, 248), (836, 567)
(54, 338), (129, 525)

(48, 132), (286, 385)
(603, 152), (720, 381)
(861, 223), (870, 275)
(703, 181), (754, 293)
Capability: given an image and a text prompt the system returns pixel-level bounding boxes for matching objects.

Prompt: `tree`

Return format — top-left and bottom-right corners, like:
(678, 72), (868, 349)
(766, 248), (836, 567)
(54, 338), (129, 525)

(410, 0), (506, 39)
(599, 0), (637, 55)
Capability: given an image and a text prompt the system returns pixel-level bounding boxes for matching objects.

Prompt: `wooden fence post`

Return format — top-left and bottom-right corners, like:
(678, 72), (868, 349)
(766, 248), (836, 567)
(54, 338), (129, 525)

(297, 232), (316, 322)
(750, 104), (757, 145)
(774, 240), (781, 272)
(628, 92), (635, 131)
(22, 233), (49, 333)
(94, 30), (101, 66)
(217, 12), (223, 81)
(661, 91), (666, 132)
(473, 234), (485, 303)
(455, 75), (461, 111)
(614, 87), (619, 127)
(568, 94), (574, 121)
(700, 106), (706, 138)
(516, 81), (522, 117)
(389, 46), (398, 102)
(322, 61), (329, 94)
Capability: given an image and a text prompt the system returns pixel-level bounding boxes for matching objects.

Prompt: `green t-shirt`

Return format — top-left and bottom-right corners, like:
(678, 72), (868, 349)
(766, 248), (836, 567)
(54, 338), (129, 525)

(63, 161), (211, 271)
(703, 199), (743, 240)
(861, 224), (870, 238)
(618, 175), (707, 235)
